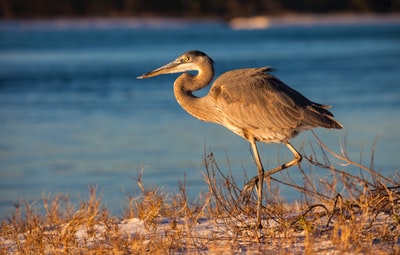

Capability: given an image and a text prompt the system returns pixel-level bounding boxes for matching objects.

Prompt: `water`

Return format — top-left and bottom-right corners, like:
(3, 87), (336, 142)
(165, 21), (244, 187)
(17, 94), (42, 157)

(1, 19), (399, 219)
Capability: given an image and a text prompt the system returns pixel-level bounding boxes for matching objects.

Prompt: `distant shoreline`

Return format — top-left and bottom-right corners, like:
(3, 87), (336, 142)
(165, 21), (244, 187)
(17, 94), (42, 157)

(230, 13), (400, 29)
(1, 13), (399, 30)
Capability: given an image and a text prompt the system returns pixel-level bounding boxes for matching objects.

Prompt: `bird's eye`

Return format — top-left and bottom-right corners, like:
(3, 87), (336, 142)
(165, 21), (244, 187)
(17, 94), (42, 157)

(182, 56), (190, 62)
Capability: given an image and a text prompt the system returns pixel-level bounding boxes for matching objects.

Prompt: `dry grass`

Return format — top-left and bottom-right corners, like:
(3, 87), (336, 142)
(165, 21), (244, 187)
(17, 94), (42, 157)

(1, 134), (399, 254)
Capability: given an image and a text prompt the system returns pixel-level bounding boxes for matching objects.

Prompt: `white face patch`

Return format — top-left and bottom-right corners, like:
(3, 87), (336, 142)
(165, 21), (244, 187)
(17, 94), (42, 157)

(169, 62), (197, 73)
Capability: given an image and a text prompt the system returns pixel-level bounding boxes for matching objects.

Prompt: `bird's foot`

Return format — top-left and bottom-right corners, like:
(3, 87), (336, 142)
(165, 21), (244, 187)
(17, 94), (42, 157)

(239, 176), (259, 202)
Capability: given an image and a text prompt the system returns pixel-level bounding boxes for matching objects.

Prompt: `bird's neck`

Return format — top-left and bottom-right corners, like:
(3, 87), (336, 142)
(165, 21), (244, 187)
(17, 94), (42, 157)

(173, 69), (216, 122)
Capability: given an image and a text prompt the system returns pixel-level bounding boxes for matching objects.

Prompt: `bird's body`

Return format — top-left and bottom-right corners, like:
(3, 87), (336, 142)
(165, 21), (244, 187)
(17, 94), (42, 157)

(208, 67), (341, 143)
(138, 50), (342, 228)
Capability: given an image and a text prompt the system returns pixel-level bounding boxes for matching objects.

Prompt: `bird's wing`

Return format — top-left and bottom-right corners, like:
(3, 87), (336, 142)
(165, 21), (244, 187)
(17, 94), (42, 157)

(209, 67), (338, 133)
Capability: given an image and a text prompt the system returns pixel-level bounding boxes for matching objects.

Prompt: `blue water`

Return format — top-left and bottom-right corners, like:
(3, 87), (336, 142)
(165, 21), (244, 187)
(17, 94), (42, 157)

(1, 19), (399, 219)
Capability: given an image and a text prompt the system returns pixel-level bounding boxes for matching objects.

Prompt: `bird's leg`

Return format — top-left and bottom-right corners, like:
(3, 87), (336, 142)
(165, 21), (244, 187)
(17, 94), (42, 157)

(249, 139), (264, 229)
(242, 142), (302, 204)
(264, 142), (302, 177)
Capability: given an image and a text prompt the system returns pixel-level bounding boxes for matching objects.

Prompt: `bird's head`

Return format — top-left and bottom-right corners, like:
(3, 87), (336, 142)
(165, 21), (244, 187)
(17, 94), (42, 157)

(137, 50), (214, 79)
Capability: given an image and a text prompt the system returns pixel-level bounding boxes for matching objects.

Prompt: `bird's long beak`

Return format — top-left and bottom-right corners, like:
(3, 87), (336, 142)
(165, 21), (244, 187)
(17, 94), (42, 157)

(137, 61), (181, 79)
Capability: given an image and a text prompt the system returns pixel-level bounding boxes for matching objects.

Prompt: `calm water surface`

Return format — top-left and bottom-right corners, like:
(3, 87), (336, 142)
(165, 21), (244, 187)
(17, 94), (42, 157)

(0, 19), (399, 218)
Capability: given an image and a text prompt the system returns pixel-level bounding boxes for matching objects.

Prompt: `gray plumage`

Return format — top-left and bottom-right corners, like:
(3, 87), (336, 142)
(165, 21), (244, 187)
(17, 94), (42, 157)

(138, 50), (342, 228)
(209, 66), (342, 143)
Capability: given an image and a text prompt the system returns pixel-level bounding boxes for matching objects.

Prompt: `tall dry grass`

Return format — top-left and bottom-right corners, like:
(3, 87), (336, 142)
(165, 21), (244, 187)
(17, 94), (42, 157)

(0, 133), (399, 254)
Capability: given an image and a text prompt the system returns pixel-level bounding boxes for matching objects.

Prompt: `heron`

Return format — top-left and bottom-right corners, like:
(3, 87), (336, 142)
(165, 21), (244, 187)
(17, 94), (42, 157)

(137, 50), (342, 228)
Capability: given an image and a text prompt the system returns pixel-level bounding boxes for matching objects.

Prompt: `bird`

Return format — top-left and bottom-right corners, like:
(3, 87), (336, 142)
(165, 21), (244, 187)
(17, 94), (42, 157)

(137, 50), (342, 229)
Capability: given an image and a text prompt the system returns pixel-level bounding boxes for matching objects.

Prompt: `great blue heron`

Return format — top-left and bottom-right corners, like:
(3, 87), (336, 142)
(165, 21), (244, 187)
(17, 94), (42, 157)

(137, 50), (342, 228)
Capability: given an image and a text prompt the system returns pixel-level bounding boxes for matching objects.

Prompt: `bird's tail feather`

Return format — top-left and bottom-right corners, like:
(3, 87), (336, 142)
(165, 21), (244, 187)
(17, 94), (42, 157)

(304, 105), (343, 129)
